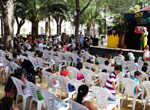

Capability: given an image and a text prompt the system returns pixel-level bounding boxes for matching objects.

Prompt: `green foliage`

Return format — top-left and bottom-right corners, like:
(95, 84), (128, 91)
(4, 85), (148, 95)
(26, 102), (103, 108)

(16, 0), (48, 23)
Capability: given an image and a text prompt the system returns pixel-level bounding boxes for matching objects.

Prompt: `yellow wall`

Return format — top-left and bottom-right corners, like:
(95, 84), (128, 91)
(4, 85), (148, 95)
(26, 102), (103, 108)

(107, 34), (119, 48)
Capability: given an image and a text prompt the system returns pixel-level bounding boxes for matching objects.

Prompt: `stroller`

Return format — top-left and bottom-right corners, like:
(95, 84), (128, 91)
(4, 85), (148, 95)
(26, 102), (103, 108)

(22, 59), (42, 83)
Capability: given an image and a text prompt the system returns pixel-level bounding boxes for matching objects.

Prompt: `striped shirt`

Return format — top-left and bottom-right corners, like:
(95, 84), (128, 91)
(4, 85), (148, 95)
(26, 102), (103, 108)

(105, 72), (117, 95)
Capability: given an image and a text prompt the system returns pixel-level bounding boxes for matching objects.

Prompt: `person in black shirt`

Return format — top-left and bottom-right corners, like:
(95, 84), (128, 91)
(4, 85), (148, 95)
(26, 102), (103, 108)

(14, 34), (20, 50)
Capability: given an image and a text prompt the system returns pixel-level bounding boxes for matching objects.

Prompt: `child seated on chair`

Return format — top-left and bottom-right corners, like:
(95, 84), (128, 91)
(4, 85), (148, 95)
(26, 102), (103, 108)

(105, 65), (122, 110)
(134, 58), (138, 66)
(131, 71), (142, 95)
(141, 66), (149, 80)
(75, 85), (98, 110)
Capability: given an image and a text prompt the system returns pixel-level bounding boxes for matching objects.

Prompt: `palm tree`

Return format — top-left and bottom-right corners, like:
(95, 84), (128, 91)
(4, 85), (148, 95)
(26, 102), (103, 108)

(18, 0), (48, 38)
(45, 0), (68, 36)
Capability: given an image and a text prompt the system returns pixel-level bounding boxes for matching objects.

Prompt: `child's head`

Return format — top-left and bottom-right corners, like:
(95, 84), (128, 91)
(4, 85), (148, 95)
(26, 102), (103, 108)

(104, 60), (109, 66)
(114, 65), (122, 75)
(76, 62), (83, 70)
(4, 74), (15, 93)
(108, 55), (112, 60)
(14, 68), (24, 80)
(142, 66), (148, 72)
(101, 54), (106, 58)
(102, 69), (107, 73)
(134, 71), (142, 79)
(134, 58), (138, 63)
(76, 85), (89, 104)
(86, 59), (91, 63)
(13, 53), (17, 59)
(143, 62), (148, 66)
(118, 49), (123, 54)
(77, 50), (81, 55)
(0, 96), (14, 110)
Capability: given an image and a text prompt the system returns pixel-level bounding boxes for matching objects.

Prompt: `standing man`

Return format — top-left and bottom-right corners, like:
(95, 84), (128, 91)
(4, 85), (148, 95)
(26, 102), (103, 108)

(14, 34), (20, 51)
(140, 27), (148, 50)
(78, 32), (84, 49)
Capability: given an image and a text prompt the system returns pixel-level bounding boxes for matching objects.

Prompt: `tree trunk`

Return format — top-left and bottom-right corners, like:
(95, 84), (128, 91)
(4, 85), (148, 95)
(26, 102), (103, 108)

(104, 5), (107, 37)
(16, 17), (25, 35)
(48, 16), (51, 36)
(56, 21), (59, 34)
(59, 19), (63, 34)
(118, 30), (126, 48)
(1, 17), (4, 38)
(45, 21), (48, 36)
(87, 24), (91, 35)
(45, 16), (50, 36)
(75, 13), (80, 38)
(2, 0), (14, 52)
(93, 23), (95, 36)
(17, 25), (21, 35)
(75, 0), (92, 38)
(32, 22), (38, 39)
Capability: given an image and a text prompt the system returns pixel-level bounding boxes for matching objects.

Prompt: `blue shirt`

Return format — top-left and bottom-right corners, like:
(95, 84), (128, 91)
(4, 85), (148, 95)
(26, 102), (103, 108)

(77, 55), (81, 62)
(131, 77), (139, 93)
(78, 36), (84, 44)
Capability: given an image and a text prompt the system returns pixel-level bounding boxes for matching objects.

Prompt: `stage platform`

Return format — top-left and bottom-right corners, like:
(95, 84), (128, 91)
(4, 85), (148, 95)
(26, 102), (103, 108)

(89, 45), (143, 58)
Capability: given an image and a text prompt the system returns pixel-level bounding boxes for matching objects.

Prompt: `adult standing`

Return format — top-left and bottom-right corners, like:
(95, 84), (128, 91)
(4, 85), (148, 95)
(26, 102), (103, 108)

(83, 33), (90, 49)
(140, 27), (148, 50)
(78, 32), (84, 49)
(143, 45), (150, 61)
(14, 34), (20, 51)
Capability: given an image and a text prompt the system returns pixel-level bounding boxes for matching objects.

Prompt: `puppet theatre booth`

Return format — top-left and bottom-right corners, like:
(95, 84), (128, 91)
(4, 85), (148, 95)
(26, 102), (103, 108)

(124, 6), (150, 50)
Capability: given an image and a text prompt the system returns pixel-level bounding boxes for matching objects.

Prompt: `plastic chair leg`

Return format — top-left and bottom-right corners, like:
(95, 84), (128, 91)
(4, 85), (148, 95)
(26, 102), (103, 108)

(29, 98), (33, 110)
(16, 93), (19, 106)
(37, 101), (43, 110)
(118, 96), (120, 110)
(22, 96), (27, 110)
(121, 94), (125, 106)
(132, 95), (137, 110)
(143, 97), (147, 110)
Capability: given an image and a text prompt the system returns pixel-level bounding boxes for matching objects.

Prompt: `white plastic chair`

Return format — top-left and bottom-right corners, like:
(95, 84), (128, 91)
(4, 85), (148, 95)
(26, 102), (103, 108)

(11, 76), (31, 110)
(39, 89), (69, 110)
(91, 86), (120, 110)
(69, 100), (89, 110)
(114, 56), (122, 62)
(121, 78), (140, 110)
(83, 62), (95, 70)
(98, 72), (109, 87)
(25, 80), (44, 110)
(71, 79), (84, 91)
(9, 62), (21, 73)
(71, 53), (82, 67)
(53, 56), (66, 73)
(142, 81), (150, 110)
(43, 71), (60, 94)
(67, 66), (81, 80)
(80, 69), (97, 86)
(56, 75), (76, 101)
(98, 64), (112, 73)
(63, 52), (72, 66)
(97, 57), (105, 64)
(138, 60), (143, 67)
(37, 57), (52, 72)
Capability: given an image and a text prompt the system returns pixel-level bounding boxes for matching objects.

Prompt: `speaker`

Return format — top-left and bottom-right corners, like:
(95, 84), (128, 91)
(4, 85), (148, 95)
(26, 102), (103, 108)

(92, 38), (98, 46)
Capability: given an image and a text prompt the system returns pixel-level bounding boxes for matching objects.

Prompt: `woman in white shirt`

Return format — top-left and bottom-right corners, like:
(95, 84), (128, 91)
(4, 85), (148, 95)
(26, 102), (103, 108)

(143, 45), (150, 61)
